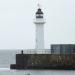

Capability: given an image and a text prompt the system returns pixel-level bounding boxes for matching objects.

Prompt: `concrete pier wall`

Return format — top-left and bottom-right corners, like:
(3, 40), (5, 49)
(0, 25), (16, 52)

(10, 54), (75, 69)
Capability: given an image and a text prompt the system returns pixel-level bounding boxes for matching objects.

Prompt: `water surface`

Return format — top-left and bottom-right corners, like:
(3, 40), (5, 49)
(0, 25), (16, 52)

(0, 68), (75, 75)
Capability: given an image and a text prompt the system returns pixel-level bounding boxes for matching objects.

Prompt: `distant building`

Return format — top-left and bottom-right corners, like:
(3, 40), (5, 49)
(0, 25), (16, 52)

(51, 44), (75, 54)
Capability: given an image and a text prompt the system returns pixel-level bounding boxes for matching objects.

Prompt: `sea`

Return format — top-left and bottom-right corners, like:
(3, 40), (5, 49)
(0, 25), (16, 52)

(0, 50), (75, 75)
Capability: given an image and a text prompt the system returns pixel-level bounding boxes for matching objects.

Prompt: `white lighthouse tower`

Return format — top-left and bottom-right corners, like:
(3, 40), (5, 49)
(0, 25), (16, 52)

(34, 6), (45, 49)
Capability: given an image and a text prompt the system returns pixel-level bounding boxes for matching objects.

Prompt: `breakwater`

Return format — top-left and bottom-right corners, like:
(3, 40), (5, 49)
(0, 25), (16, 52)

(10, 53), (75, 70)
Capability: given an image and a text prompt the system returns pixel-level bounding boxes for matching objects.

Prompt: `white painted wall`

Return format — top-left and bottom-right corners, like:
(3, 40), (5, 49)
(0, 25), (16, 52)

(34, 18), (45, 49)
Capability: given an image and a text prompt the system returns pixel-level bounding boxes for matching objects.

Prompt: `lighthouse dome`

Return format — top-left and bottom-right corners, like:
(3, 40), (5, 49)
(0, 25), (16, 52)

(36, 8), (43, 14)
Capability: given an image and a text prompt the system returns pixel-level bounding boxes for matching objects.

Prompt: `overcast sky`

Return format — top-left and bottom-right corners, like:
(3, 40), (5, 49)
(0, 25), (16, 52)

(0, 0), (75, 49)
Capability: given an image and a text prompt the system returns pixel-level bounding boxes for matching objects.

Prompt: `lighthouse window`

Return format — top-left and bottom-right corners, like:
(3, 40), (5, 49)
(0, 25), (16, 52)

(36, 14), (43, 16)
(36, 14), (43, 18)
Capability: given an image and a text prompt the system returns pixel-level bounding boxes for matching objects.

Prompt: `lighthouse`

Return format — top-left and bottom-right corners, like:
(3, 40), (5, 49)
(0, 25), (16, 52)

(34, 6), (45, 49)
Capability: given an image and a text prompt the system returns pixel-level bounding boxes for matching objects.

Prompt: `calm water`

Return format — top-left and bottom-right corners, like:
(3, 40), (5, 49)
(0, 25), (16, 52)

(0, 50), (75, 75)
(0, 68), (75, 75)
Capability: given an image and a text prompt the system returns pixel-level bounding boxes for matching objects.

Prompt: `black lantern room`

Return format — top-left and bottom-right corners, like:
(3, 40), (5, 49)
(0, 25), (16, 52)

(36, 8), (43, 18)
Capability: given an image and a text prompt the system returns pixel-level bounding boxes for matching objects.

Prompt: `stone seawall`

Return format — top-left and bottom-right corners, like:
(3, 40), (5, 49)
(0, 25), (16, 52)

(10, 54), (75, 70)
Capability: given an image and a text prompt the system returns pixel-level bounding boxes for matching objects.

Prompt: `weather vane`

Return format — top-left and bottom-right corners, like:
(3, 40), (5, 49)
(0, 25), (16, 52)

(37, 3), (41, 8)
(37, 0), (41, 8)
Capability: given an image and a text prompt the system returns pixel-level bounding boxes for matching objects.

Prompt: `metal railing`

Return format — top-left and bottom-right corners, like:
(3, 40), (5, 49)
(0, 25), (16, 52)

(18, 49), (51, 54)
